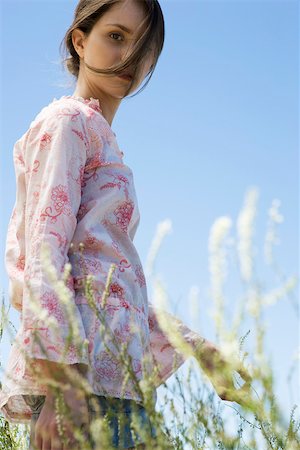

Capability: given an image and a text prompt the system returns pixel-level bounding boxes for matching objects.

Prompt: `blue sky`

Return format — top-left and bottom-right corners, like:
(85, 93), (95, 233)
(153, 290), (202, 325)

(0, 0), (299, 441)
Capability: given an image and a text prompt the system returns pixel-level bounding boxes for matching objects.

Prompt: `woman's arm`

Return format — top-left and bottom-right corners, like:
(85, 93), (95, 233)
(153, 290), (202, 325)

(148, 303), (252, 403)
(21, 106), (90, 374)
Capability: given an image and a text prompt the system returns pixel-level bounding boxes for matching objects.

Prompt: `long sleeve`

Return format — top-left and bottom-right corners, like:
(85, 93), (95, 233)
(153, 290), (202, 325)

(148, 302), (201, 386)
(20, 108), (90, 366)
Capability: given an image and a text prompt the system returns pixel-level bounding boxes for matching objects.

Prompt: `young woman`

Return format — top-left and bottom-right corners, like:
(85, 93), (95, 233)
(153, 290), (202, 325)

(0, 1), (252, 449)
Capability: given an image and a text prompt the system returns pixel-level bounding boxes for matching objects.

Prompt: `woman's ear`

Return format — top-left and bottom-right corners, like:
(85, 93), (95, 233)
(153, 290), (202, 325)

(71, 28), (86, 59)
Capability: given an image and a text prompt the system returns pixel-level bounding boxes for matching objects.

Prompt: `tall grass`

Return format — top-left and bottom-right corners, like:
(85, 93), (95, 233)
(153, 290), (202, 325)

(0, 187), (299, 449)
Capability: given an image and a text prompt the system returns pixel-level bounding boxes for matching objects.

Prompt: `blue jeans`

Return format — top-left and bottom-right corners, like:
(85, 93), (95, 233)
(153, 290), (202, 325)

(23, 393), (157, 449)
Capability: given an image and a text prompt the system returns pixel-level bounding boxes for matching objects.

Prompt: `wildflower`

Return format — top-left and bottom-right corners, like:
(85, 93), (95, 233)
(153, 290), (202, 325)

(236, 187), (259, 283)
(145, 219), (172, 278)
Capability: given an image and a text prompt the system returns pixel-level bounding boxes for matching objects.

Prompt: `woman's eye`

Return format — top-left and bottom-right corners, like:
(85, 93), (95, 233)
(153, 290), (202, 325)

(109, 32), (123, 42)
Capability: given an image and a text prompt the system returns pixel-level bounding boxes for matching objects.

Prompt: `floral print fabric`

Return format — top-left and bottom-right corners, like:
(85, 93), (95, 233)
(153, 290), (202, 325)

(0, 96), (201, 424)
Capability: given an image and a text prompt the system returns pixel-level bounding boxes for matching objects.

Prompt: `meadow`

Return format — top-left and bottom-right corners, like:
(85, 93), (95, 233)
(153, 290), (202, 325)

(0, 187), (299, 450)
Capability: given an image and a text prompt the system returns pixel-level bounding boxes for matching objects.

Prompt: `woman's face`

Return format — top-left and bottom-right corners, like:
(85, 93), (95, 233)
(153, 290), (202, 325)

(72, 0), (154, 99)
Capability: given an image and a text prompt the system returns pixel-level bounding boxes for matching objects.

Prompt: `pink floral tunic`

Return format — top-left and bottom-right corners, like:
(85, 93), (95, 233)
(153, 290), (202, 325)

(0, 95), (200, 424)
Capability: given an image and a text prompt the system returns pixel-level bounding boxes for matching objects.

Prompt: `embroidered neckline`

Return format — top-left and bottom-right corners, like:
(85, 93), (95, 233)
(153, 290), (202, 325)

(54, 95), (117, 137)
(61, 95), (103, 113)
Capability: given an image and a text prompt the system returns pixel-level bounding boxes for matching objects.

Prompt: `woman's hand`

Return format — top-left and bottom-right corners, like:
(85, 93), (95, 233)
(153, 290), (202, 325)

(34, 386), (90, 450)
(195, 340), (252, 404)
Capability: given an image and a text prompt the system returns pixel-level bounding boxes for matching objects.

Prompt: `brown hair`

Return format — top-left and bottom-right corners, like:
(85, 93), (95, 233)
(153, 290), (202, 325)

(59, 0), (165, 97)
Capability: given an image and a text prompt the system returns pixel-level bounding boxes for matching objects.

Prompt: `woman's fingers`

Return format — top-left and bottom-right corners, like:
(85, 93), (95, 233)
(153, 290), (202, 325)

(63, 417), (90, 449)
(51, 429), (77, 450)
(38, 425), (60, 450)
(218, 370), (253, 403)
(196, 341), (253, 405)
(34, 426), (44, 450)
(41, 437), (51, 450)
(237, 364), (252, 383)
(50, 435), (63, 450)
(34, 434), (41, 450)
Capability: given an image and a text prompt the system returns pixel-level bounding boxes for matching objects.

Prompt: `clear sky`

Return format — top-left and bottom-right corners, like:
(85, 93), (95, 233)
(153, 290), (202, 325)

(0, 0), (299, 440)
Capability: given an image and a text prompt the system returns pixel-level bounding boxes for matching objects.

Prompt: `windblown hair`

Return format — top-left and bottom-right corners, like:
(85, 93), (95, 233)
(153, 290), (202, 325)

(59, 0), (165, 97)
